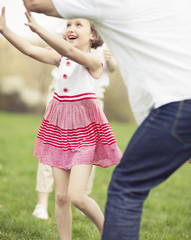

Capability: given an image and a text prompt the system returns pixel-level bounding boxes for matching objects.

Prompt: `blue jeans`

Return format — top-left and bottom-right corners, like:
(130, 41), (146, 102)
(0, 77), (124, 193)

(102, 100), (191, 240)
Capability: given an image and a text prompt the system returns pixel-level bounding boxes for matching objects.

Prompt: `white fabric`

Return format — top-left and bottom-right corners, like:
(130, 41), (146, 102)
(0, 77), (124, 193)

(36, 162), (53, 193)
(55, 57), (98, 96)
(52, 0), (191, 125)
(46, 68), (57, 106)
(52, 54), (109, 99)
(92, 45), (110, 99)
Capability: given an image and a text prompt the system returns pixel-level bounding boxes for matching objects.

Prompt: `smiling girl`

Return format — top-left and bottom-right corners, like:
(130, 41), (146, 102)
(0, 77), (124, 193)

(0, 7), (122, 239)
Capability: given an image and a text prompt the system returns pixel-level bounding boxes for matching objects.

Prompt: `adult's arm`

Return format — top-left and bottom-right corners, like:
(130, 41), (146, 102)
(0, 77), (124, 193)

(23, 0), (61, 17)
(23, 0), (96, 21)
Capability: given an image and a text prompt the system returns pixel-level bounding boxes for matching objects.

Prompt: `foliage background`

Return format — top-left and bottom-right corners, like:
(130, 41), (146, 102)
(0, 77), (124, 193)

(0, 38), (135, 123)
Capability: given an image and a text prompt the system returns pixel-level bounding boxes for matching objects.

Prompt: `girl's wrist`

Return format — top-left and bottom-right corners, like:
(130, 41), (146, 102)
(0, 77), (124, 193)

(33, 24), (43, 35)
(2, 25), (9, 36)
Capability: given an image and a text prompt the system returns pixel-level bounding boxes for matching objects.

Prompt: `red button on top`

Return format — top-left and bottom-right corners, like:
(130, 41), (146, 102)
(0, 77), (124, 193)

(63, 74), (68, 79)
(66, 61), (70, 66)
(63, 88), (68, 92)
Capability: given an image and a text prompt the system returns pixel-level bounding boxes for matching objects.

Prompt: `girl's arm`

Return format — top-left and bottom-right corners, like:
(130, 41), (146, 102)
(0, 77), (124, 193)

(0, 7), (60, 67)
(103, 49), (118, 73)
(25, 11), (102, 77)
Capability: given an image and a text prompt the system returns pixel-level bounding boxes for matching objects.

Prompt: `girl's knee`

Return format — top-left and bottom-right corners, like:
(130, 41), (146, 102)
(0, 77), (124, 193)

(69, 191), (86, 210)
(55, 193), (70, 207)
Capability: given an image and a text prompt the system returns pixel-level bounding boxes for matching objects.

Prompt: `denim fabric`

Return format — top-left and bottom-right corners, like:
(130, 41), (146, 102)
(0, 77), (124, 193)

(102, 100), (191, 240)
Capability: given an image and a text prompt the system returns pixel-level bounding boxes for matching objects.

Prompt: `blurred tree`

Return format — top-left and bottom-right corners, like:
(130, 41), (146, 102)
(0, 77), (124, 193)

(0, 39), (135, 123)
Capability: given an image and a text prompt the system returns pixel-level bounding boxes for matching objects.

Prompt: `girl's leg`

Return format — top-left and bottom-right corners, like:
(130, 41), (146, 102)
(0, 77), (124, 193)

(52, 167), (72, 240)
(68, 164), (104, 234)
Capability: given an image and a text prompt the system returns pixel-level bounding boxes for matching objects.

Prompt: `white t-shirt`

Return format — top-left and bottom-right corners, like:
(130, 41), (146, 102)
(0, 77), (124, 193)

(52, 0), (191, 125)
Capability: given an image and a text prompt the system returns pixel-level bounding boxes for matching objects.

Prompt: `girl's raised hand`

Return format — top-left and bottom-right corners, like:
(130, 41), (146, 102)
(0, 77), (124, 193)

(0, 7), (6, 34)
(103, 49), (113, 62)
(24, 10), (40, 33)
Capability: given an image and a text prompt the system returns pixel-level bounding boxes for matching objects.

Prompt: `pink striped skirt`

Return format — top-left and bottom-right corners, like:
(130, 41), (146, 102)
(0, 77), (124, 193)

(34, 93), (122, 170)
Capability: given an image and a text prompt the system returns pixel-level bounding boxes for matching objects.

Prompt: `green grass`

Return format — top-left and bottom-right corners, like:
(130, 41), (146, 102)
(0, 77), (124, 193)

(0, 111), (191, 240)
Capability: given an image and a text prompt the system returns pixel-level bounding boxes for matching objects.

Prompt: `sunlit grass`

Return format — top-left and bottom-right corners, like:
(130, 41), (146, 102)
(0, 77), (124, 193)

(0, 111), (191, 240)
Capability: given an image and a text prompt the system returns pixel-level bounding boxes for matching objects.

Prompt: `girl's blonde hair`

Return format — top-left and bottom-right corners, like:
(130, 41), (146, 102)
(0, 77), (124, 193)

(90, 22), (104, 49)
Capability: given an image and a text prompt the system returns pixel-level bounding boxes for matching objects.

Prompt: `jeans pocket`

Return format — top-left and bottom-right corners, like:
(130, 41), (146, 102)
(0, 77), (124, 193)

(171, 100), (191, 145)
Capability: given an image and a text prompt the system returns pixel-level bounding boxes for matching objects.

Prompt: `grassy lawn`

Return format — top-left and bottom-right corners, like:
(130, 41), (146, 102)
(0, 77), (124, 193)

(0, 111), (191, 240)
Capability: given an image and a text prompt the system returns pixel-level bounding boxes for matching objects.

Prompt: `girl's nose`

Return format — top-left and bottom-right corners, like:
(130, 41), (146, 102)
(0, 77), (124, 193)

(68, 28), (75, 34)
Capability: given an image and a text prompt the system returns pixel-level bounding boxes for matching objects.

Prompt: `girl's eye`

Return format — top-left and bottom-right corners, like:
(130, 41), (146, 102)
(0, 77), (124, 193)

(77, 23), (82, 27)
(66, 24), (71, 27)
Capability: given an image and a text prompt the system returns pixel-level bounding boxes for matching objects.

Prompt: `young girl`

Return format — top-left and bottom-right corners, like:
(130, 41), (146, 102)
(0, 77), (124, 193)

(0, 7), (122, 239)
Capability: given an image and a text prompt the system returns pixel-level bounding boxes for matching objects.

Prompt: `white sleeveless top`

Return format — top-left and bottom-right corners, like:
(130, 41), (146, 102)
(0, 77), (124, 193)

(54, 56), (101, 100)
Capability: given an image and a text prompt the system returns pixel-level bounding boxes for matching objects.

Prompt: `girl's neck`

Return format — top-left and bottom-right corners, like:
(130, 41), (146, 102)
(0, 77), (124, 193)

(77, 45), (91, 53)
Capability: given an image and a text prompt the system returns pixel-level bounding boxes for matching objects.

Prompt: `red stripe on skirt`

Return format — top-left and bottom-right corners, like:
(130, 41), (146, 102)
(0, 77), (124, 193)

(37, 118), (117, 151)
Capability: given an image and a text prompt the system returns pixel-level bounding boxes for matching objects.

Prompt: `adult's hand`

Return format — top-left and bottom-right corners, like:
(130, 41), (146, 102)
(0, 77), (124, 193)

(23, 0), (61, 17)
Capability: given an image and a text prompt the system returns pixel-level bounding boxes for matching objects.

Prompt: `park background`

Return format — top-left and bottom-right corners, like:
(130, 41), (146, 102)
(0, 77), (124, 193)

(0, 1), (191, 240)
(0, 0), (135, 123)
(0, 38), (134, 123)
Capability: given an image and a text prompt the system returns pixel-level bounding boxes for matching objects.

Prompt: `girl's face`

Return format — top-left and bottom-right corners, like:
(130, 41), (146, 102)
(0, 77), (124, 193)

(64, 18), (94, 51)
